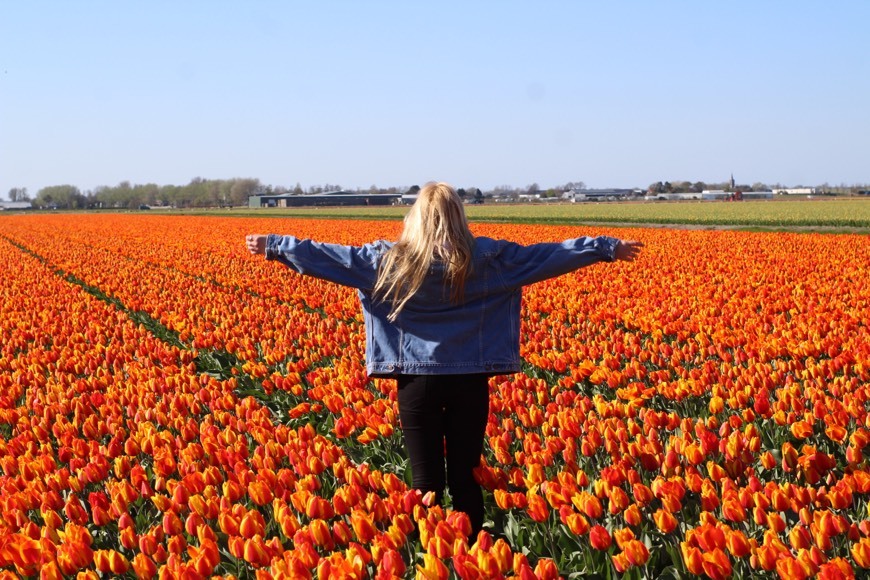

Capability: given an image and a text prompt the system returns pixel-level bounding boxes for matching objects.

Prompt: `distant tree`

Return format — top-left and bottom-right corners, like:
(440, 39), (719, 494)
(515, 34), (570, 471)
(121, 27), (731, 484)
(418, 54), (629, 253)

(751, 182), (769, 192)
(35, 185), (84, 209)
(457, 188), (467, 199)
(229, 178), (261, 206)
(158, 185), (179, 207)
(526, 183), (540, 196)
(474, 188), (484, 204)
(562, 181), (585, 191)
(691, 181), (707, 193)
(8, 187), (29, 202)
(293, 183), (304, 195)
(407, 185), (421, 195)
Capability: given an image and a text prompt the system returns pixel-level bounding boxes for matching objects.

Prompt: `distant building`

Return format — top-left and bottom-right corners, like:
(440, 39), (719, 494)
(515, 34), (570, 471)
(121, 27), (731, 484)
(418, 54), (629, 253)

(701, 190), (729, 201)
(645, 190), (774, 201)
(645, 192), (703, 201)
(249, 191), (401, 208)
(565, 188), (634, 202)
(772, 188), (817, 195)
(0, 201), (33, 210)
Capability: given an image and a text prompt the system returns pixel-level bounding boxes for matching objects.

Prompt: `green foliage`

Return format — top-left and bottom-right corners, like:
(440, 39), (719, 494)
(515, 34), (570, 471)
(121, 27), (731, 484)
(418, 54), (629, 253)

(35, 184), (85, 209)
(37, 177), (263, 209)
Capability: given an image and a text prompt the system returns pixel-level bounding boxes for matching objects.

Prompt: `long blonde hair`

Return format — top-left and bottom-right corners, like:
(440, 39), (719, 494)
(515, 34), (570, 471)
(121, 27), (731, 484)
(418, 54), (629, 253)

(374, 182), (476, 321)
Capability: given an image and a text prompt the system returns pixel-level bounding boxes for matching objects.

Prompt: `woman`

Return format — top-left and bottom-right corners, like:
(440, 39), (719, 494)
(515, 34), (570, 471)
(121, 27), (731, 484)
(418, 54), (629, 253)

(245, 182), (642, 538)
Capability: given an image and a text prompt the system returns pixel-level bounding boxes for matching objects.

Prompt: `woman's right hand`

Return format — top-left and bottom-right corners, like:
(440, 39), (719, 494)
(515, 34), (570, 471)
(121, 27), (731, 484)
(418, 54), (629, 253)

(615, 240), (643, 262)
(245, 234), (267, 255)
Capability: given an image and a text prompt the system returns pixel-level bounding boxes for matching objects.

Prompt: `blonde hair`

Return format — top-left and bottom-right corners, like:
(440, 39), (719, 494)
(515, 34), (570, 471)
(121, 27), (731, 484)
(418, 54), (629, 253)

(374, 182), (476, 321)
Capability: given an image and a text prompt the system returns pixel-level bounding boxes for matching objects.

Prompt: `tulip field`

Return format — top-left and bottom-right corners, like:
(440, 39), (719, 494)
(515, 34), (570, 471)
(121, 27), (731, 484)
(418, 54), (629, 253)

(0, 213), (868, 579)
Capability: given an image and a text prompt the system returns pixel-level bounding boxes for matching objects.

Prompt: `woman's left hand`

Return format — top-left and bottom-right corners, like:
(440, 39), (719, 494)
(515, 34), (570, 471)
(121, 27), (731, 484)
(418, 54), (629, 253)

(615, 240), (643, 262)
(246, 234), (267, 255)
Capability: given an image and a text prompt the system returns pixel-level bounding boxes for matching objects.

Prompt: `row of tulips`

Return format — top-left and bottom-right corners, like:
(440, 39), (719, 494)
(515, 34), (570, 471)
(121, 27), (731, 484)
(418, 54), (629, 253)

(0, 213), (869, 578)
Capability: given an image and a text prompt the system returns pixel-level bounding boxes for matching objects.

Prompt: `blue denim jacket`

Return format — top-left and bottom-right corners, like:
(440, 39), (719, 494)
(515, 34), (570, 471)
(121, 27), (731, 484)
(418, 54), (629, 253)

(265, 234), (619, 377)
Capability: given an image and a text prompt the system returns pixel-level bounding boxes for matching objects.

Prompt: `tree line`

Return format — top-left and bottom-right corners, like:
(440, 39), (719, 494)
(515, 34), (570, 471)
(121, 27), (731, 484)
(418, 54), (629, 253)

(6, 178), (261, 210)
(6, 178), (869, 209)
(6, 179), (485, 209)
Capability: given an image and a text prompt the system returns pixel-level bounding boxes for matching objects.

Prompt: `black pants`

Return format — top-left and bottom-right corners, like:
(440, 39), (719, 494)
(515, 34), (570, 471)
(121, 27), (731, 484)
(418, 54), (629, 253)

(396, 374), (490, 537)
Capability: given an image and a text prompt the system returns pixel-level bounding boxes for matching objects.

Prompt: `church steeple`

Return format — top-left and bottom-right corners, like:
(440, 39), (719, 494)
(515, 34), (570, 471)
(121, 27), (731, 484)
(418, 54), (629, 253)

(730, 173), (735, 190)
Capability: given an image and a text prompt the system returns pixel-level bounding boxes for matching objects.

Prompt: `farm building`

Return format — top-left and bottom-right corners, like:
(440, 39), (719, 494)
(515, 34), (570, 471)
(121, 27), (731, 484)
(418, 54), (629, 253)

(643, 190), (775, 201)
(249, 191), (401, 208)
(563, 189), (636, 202)
(0, 201), (33, 210)
(772, 188), (817, 195)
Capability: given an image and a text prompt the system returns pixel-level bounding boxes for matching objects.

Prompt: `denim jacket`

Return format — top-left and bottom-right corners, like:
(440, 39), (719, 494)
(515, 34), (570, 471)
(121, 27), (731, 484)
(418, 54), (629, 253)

(265, 234), (619, 377)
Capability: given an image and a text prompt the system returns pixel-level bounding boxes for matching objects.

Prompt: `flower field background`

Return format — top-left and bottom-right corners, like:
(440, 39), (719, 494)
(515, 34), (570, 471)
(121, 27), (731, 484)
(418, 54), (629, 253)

(200, 198), (870, 230)
(0, 213), (868, 579)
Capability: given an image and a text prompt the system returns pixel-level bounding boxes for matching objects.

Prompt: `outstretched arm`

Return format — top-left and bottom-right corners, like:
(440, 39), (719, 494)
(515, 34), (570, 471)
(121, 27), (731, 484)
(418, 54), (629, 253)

(493, 236), (644, 289)
(245, 233), (387, 291)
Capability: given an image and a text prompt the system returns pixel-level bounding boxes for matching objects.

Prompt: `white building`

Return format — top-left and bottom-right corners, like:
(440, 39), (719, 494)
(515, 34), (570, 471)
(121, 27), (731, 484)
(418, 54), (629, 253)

(564, 189), (634, 202)
(772, 188), (817, 195)
(0, 201), (32, 210)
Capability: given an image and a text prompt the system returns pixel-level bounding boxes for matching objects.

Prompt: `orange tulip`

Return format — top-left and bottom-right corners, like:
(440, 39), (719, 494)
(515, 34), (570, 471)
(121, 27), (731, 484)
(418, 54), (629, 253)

(351, 509), (378, 544)
(416, 553), (449, 580)
(239, 510), (266, 539)
(248, 480), (274, 506)
(589, 525), (612, 550)
(622, 539), (650, 566)
(243, 535), (270, 568)
(653, 508), (678, 534)
(681, 542), (704, 575)
(791, 420), (814, 439)
(700, 548), (732, 580)
(817, 558), (856, 580)
(851, 538), (870, 568)
(725, 529), (751, 558)
(623, 504), (642, 527)
(574, 491), (603, 520)
(378, 548), (406, 577)
(776, 555), (811, 580)
(526, 492), (549, 523)
(131, 553), (158, 579)
(533, 558), (560, 580)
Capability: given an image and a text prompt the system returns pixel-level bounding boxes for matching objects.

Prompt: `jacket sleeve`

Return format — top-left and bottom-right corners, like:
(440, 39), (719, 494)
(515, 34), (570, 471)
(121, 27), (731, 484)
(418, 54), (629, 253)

(264, 234), (386, 291)
(494, 236), (620, 290)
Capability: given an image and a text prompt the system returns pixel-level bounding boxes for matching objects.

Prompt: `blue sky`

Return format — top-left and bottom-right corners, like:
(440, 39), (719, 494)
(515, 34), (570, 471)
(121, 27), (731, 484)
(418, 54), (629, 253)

(2, 1), (868, 198)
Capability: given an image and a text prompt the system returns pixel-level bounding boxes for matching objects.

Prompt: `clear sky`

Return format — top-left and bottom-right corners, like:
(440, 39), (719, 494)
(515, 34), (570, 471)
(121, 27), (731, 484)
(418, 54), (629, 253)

(2, 1), (868, 198)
